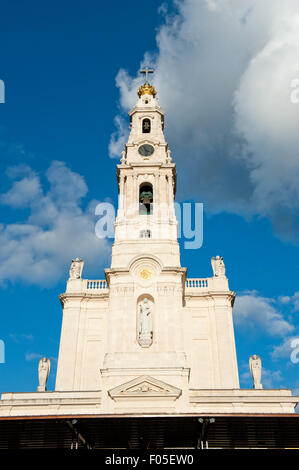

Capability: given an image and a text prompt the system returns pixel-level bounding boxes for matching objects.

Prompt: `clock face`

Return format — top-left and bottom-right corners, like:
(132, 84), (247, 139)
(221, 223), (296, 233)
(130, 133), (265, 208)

(138, 144), (154, 157)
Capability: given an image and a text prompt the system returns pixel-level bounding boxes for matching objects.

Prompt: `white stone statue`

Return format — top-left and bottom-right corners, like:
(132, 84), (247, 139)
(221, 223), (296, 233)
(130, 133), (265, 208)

(120, 150), (126, 164)
(166, 149), (172, 163)
(138, 298), (153, 347)
(37, 357), (51, 392)
(69, 258), (84, 279)
(249, 355), (263, 389)
(211, 256), (226, 277)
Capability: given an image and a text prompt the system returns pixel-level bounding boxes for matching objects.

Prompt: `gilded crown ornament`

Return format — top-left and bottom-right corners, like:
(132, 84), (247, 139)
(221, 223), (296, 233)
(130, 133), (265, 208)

(137, 82), (157, 98)
(138, 66), (157, 97)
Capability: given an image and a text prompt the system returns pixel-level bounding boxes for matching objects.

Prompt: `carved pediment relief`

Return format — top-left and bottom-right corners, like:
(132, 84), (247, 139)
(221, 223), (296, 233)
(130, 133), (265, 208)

(108, 375), (182, 401)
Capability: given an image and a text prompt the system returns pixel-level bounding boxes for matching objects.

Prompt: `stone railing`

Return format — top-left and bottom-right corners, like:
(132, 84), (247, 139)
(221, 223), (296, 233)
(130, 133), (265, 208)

(185, 278), (209, 289)
(66, 278), (109, 294)
(85, 280), (109, 291)
(66, 277), (228, 295)
(185, 277), (229, 293)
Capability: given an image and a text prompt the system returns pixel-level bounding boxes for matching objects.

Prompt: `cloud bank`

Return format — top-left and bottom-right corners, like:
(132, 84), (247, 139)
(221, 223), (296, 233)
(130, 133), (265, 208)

(110, 0), (299, 242)
(233, 291), (294, 336)
(0, 161), (110, 286)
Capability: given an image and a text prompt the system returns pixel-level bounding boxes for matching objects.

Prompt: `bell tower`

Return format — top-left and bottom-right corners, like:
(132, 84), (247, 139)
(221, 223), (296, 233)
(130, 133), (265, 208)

(56, 68), (240, 410)
(101, 71), (190, 407)
(111, 69), (180, 269)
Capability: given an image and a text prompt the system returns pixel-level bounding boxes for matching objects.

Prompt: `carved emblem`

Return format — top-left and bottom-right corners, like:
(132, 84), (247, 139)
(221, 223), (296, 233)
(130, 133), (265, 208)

(139, 269), (152, 280)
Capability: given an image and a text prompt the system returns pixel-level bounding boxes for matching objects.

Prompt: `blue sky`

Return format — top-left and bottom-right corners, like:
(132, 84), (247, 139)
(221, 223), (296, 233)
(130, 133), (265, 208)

(0, 0), (298, 397)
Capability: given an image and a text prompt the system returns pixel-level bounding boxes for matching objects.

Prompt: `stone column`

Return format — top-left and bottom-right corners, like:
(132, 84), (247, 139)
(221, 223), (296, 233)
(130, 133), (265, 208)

(153, 172), (158, 217)
(133, 174), (138, 218)
(126, 174), (133, 218)
(168, 172), (174, 218)
(118, 174), (125, 217)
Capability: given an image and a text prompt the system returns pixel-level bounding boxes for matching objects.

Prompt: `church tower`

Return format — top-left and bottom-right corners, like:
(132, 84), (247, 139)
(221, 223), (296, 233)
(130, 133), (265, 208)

(1, 69), (297, 425)
(55, 69), (241, 412)
(112, 67), (179, 269)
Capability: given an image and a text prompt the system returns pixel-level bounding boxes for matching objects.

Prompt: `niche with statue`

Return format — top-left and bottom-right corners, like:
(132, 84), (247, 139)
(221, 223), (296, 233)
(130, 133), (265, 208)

(137, 295), (154, 347)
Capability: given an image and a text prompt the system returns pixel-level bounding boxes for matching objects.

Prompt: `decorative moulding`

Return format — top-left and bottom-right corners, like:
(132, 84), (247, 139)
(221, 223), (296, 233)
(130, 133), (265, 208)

(108, 375), (182, 402)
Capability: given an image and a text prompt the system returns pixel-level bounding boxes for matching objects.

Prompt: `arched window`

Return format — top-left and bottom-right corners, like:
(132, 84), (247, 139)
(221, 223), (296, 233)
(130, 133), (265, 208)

(140, 229), (152, 238)
(139, 183), (153, 215)
(142, 118), (151, 133)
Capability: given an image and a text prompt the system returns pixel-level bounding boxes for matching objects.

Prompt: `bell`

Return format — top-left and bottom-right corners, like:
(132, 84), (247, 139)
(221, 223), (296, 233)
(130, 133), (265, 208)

(140, 191), (153, 205)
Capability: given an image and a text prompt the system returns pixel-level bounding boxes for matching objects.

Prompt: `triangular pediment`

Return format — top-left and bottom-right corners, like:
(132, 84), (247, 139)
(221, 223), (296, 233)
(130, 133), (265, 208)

(108, 375), (182, 401)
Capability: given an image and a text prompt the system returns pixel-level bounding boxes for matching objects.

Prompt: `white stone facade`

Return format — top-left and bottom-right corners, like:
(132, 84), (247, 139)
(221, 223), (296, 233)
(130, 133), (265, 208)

(0, 82), (298, 417)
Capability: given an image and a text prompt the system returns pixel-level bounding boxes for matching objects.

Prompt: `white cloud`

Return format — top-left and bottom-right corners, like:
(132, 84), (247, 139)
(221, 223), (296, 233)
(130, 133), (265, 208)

(46, 161), (88, 206)
(25, 352), (43, 362)
(234, 291), (294, 336)
(293, 381), (299, 397)
(109, 115), (129, 158)
(5, 164), (32, 179)
(9, 333), (34, 344)
(110, 0), (299, 241)
(291, 292), (299, 312)
(278, 292), (299, 311)
(0, 161), (110, 286)
(278, 295), (291, 304)
(261, 369), (284, 389)
(0, 173), (41, 208)
(271, 335), (299, 361)
(25, 352), (57, 363)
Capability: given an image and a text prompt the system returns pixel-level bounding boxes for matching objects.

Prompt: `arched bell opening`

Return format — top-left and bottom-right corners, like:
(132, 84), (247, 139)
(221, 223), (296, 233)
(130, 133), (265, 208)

(139, 183), (153, 215)
(142, 118), (151, 133)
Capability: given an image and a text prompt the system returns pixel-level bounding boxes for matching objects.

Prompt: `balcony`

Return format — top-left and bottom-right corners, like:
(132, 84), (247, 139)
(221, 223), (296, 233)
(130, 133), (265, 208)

(185, 277), (229, 294)
(185, 278), (209, 293)
(66, 277), (229, 295)
(85, 280), (108, 290)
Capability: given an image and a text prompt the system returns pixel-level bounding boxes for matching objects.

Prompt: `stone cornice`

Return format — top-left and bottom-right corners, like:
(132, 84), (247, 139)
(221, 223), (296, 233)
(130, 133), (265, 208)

(105, 265), (186, 283)
(59, 292), (109, 307)
(128, 105), (164, 117)
(108, 375), (182, 402)
(184, 291), (236, 305)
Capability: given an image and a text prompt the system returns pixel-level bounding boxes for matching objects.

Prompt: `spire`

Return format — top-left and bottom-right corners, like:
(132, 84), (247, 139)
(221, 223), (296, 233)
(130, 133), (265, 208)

(137, 66), (157, 98)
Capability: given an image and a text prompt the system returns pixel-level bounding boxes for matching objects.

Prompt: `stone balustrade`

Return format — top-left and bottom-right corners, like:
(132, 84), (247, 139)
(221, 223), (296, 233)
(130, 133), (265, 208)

(85, 280), (108, 290)
(185, 277), (229, 293)
(66, 277), (229, 294)
(185, 278), (209, 289)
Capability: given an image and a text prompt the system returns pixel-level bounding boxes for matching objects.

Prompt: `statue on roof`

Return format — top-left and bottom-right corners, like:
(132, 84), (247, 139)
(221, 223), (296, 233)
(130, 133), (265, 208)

(69, 258), (84, 279)
(211, 255), (226, 277)
(249, 355), (263, 389)
(37, 357), (51, 392)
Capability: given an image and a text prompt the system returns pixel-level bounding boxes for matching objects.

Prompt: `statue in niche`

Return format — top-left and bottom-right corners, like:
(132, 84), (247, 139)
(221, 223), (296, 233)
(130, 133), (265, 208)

(138, 298), (153, 347)
(69, 258), (84, 279)
(249, 355), (263, 389)
(211, 255), (226, 277)
(37, 357), (51, 392)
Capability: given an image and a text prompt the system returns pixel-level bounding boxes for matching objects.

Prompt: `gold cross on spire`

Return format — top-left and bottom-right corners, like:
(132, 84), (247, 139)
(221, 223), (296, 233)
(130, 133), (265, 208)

(139, 66), (154, 84)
